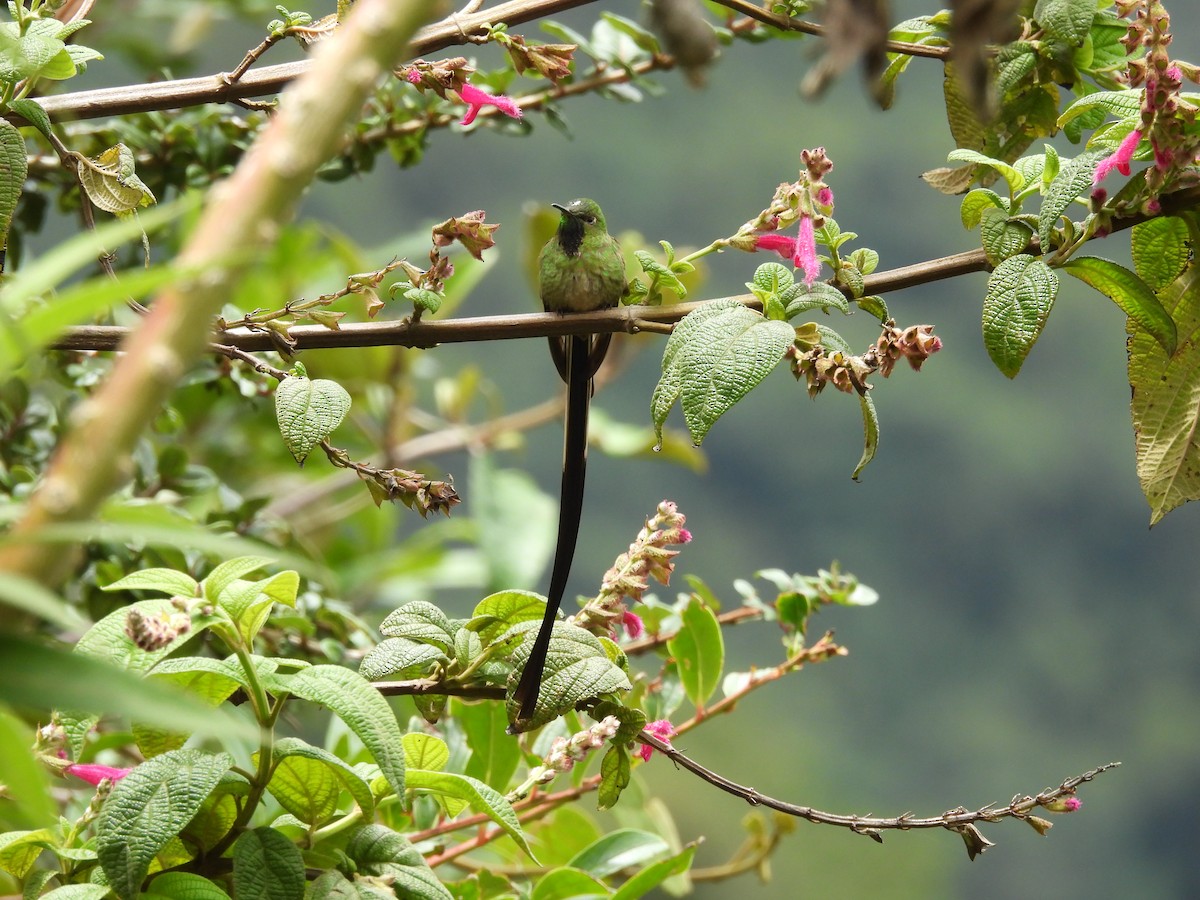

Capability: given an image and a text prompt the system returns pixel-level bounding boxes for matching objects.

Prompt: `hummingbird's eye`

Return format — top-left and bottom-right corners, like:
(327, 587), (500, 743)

(582, 215), (595, 224)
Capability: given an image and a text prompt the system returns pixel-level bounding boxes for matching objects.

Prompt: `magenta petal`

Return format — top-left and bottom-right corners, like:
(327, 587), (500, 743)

(795, 215), (819, 285)
(66, 763), (132, 786)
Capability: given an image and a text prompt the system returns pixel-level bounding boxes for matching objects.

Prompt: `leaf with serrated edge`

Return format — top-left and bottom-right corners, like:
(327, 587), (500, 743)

(218, 570), (300, 644)
(270, 736), (374, 821)
(147, 872), (232, 899)
(1064, 256), (1176, 354)
(948, 149), (1023, 193)
(666, 599), (723, 708)
(982, 255), (1059, 378)
(274, 375), (351, 465)
(346, 824), (454, 900)
(281, 665), (406, 802)
(1129, 267), (1200, 524)
(103, 568), (199, 598)
(406, 770), (533, 857)
(402, 733), (450, 771)
(1038, 151), (1104, 248)
(232, 828), (305, 900)
(1035, 0), (1097, 46)
(0, 120), (27, 251)
(1131, 216), (1190, 291)
(97, 749), (232, 899)
(979, 207), (1032, 265)
(203, 556), (274, 602)
(466, 590), (546, 645)
(672, 302), (795, 445)
(379, 600), (454, 649)
(359, 637), (448, 680)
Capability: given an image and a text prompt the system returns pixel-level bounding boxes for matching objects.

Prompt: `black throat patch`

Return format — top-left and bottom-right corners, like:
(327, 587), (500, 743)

(558, 214), (585, 257)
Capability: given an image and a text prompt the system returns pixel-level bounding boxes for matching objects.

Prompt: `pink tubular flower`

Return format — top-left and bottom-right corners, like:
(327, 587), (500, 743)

(1093, 130), (1142, 183)
(457, 82), (523, 126)
(754, 216), (820, 285)
(622, 610), (645, 639)
(637, 719), (676, 762)
(66, 763), (132, 786)
(404, 69), (422, 85)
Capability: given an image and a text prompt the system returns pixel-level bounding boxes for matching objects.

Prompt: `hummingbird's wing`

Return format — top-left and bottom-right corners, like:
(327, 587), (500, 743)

(512, 333), (595, 724)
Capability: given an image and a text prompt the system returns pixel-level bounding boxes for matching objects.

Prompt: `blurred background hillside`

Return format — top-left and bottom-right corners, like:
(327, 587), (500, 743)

(43, 1), (1200, 896)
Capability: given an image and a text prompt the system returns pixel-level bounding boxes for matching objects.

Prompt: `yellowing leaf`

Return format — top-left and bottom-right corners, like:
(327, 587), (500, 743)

(75, 143), (156, 214)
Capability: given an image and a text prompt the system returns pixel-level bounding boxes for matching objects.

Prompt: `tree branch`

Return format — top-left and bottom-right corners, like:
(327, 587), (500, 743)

(639, 731), (1118, 847)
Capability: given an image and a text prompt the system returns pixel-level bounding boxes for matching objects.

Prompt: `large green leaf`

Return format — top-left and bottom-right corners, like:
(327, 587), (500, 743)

(466, 589), (546, 645)
(1128, 266), (1200, 524)
(345, 824), (453, 900)
(0, 707), (54, 830)
(0, 827), (55, 879)
(651, 298), (795, 445)
(146, 872), (232, 899)
(1064, 256), (1176, 354)
(505, 620), (632, 728)
(611, 845), (697, 900)
(1034, 0), (1095, 45)
(1131, 216), (1191, 292)
(0, 571), (88, 630)
(280, 665), (406, 801)
(568, 828), (671, 880)
(217, 570), (300, 643)
(274, 373), (351, 465)
(982, 254), (1059, 378)
(456, 697), (522, 792)
(267, 736), (375, 823)
(97, 749), (232, 899)
(231, 827), (306, 900)
(379, 600), (455, 649)
(531, 868), (608, 900)
(406, 769), (532, 857)
(666, 598), (723, 709)
(358, 637), (448, 680)
(1038, 151), (1104, 249)
(0, 118), (26, 252)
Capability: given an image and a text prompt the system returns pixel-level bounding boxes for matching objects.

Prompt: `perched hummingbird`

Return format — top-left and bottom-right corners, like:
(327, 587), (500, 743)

(512, 198), (626, 725)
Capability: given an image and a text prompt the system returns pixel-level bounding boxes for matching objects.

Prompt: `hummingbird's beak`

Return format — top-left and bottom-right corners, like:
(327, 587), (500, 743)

(552, 202), (572, 217)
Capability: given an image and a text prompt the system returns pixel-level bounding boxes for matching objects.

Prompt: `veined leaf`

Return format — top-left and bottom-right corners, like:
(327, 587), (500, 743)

(1129, 266), (1200, 524)
(651, 298), (794, 446)
(97, 749), (233, 899)
(406, 769), (533, 858)
(280, 665), (406, 802)
(979, 207), (1032, 265)
(982, 254), (1059, 378)
(0, 118), (26, 252)
(345, 824), (454, 900)
(359, 637), (448, 680)
(569, 828), (670, 880)
(948, 148), (1023, 193)
(1038, 151), (1105, 248)
(146, 872), (232, 899)
(231, 828), (305, 900)
(76, 143), (155, 214)
(1131, 216), (1190, 291)
(274, 373), (351, 465)
(379, 600), (455, 649)
(853, 392), (880, 481)
(1057, 88), (1142, 127)
(1064, 256), (1176, 354)
(960, 189), (1007, 230)
(505, 620), (631, 729)
(1034, 0), (1096, 45)
(266, 737), (375, 824)
(466, 589), (548, 645)
(104, 567), (200, 598)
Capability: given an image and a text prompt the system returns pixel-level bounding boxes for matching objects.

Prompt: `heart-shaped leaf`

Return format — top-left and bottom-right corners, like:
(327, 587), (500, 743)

(274, 374), (351, 464)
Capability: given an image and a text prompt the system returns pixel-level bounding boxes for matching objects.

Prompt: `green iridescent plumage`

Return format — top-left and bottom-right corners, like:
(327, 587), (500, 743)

(512, 199), (625, 727)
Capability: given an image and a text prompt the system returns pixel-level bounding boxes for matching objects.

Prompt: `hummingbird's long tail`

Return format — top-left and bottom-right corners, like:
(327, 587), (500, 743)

(513, 334), (594, 724)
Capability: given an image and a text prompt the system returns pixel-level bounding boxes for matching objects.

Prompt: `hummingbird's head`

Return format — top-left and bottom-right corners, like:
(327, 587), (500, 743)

(552, 198), (607, 256)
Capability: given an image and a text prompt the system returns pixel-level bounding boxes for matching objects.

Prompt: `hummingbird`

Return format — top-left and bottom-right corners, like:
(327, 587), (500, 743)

(512, 198), (626, 726)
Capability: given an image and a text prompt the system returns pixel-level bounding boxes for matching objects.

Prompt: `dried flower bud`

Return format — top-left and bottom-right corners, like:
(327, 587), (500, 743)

(125, 606), (191, 652)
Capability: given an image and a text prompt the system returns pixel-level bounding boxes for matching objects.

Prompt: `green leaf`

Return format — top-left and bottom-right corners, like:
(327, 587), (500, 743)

(104, 567), (199, 598)
(960, 189), (1007, 229)
(202, 555), (274, 602)
(1064, 256), (1176, 354)
(359, 637), (448, 680)
(599, 12), (660, 53)
(97, 749), (232, 899)
(979, 207), (1033, 265)
(269, 736), (375, 822)
(1129, 266), (1200, 524)
(280, 665), (406, 801)
(404, 286), (443, 313)
(407, 769), (533, 858)
(0, 709), (53, 831)
(506, 621), (632, 728)
(0, 828), (55, 879)
(379, 600), (455, 649)
(0, 118), (26, 251)
(466, 590), (546, 645)
(274, 374), (351, 464)
(635, 249), (686, 299)
(346, 824), (454, 900)
(147, 872), (232, 899)
(1057, 88), (1143, 127)
(995, 42), (1037, 97)
(982, 254), (1059, 378)
(531, 868), (608, 900)
(135, 659), (246, 758)
(611, 845), (697, 900)
(1034, 0), (1096, 46)
(402, 733), (450, 771)
(784, 282), (850, 318)
(232, 828), (305, 900)
(943, 63), (985, 151)
(1038, 151), (1104, 248)
(39, 885), (113, 900)
(217, 570), (300, 643)
(666, 598), (723, 708)
(651, 298), (795, 445)
(76, 144), (155, 214)
(569, 829), (670, 880)
(9, 98), (52, 141)
(947, 149), (1023, 193)
(852, 392), (880, 481)
(1131, 216), (1191, 291)
(857, 295), (889, 322)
